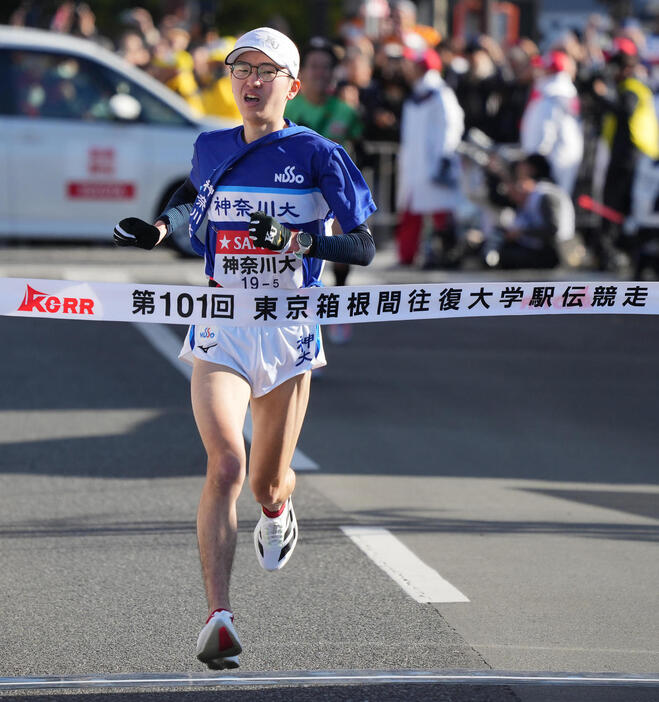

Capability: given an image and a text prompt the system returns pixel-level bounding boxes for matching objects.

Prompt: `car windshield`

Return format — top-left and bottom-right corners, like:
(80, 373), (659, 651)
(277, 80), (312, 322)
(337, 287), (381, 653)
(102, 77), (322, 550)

(7, 50), (113, 120)
(1, 48), (190, 126)
(96, 62), (190, 126)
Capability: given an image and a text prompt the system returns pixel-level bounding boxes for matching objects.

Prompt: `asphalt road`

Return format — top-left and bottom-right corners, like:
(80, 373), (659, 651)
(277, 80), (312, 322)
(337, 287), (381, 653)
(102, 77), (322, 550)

(0, 243), (658, 701)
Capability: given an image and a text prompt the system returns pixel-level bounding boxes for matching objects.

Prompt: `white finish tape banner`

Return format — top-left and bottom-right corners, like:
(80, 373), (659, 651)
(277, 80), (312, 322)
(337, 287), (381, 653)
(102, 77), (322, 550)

(1, 278), (658, 326)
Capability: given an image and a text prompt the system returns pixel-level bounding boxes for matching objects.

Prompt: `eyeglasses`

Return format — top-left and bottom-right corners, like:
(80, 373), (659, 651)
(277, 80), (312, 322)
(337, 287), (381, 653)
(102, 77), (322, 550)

(229, 60), (293, 82)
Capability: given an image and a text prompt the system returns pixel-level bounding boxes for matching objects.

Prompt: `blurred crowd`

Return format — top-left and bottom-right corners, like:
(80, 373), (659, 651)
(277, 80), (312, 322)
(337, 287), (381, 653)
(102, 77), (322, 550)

(9, 0), (659, 276)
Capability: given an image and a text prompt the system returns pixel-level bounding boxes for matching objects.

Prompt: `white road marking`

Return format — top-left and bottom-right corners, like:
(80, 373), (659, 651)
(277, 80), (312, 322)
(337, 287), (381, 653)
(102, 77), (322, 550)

(133, 322), (319, 471)
(341, 526), (470, 603)
(1, 671), (658, 690)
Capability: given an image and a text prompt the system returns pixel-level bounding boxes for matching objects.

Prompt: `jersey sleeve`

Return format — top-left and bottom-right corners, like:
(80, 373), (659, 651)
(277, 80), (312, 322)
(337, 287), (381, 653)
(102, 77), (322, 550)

(189, 134), (204, 191)
(318, 145), (377, 233)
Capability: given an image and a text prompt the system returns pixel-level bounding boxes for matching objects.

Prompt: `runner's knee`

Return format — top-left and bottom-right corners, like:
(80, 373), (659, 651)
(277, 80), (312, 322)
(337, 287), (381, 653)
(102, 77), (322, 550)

(249, 470), (292, 506)
(205, 450), (245, 493)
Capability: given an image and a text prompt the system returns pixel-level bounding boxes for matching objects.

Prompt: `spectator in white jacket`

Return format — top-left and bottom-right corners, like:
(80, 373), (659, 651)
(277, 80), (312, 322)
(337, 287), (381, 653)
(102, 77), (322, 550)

(395, 46), (465, 266)
(520, 51), (583, 195)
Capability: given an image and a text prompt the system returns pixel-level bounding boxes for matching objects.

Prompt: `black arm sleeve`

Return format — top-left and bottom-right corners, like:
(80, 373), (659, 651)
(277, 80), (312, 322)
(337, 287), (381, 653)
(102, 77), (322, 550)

(307, 222), (375, 266)
(157, 178), (198, 239)
(162, 177), (197, 210)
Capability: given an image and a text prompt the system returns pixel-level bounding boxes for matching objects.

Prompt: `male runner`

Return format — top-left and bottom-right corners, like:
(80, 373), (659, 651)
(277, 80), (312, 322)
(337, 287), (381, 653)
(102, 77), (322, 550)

(113, 27), (376, 669)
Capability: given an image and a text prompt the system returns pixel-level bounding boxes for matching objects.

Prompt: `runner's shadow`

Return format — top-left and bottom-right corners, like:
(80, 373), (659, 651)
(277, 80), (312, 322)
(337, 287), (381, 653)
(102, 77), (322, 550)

(0, 318), (206, 478)
(2, 512), (656, 543)
(296, 507), (659, 544)
(307, 316), (659, 485)
(0, 412), (206, 479)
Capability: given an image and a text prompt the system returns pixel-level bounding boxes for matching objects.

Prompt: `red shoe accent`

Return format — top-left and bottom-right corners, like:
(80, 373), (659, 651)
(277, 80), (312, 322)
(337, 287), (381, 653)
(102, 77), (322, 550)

(206, 608), (232, 624)
(218, 626), (233, 652)
(262, 503), (286, 518)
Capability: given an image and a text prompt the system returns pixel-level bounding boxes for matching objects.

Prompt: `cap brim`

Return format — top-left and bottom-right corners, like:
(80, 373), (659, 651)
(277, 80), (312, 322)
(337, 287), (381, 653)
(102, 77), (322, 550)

(225, 45), (277, 66)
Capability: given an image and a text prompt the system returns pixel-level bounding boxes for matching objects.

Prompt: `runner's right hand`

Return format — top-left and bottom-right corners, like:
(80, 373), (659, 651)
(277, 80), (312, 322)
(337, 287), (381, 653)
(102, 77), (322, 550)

(113, 217), (160, 250)
(248, 211), (292, 251)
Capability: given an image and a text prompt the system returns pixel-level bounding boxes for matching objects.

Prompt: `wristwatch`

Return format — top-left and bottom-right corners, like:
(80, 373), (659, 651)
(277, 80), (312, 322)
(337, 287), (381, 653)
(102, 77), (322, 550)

(296, 231), (314, 258)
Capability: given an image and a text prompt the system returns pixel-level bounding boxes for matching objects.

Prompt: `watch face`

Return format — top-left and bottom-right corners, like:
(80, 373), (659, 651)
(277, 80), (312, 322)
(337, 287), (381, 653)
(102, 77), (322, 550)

(298, 232), (313, 249)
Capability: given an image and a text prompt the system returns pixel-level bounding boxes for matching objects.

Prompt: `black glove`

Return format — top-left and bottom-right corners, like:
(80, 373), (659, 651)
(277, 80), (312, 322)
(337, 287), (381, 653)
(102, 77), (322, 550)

(248, 211), (291, 251)
(113, 217), (161, 250)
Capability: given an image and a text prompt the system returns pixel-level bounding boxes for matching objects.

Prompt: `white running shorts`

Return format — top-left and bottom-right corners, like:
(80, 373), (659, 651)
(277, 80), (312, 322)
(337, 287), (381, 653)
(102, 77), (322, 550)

(179, 323), (326, 397)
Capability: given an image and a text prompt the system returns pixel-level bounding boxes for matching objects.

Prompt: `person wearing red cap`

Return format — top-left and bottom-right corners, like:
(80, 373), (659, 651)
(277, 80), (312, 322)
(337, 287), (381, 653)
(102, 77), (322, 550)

(590, 38), (659, 269)
(520, 50), (584, 195)
(395, 47), (465, 266)
(612, 37), (639, 58)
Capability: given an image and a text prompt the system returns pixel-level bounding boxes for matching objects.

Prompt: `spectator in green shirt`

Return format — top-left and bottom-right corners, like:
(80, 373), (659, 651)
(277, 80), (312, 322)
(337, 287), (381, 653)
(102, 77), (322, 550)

(286, 37), (364, 344)
(285, 37), (363, 146)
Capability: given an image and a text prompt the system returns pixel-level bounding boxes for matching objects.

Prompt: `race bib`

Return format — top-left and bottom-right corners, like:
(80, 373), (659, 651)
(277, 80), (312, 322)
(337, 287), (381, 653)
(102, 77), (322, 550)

(212, 229), (303, 290)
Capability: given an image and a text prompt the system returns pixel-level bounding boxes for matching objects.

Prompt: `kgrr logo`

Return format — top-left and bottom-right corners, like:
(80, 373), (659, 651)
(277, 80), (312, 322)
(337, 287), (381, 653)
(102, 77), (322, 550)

(274, 166), (304, 184)
(17, 285), (95, 315)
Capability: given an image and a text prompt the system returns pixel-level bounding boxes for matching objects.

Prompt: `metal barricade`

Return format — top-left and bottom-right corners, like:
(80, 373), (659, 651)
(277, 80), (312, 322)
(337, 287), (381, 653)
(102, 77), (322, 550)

(360, 141), (399, 232)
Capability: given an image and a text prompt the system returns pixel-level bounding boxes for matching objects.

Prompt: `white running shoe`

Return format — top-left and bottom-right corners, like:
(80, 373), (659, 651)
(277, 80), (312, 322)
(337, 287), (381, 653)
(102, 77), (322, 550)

(253, 497), (298, 571)
(196, 609), (242, 668)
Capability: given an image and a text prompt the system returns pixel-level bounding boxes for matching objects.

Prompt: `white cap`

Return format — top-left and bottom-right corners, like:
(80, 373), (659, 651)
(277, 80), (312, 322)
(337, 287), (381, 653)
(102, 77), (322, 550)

(225, 27), (300, 79)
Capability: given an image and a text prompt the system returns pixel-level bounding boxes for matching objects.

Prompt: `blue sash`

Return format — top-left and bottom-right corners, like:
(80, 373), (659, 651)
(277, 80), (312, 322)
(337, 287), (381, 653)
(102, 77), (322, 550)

(188, 125), (313, 256)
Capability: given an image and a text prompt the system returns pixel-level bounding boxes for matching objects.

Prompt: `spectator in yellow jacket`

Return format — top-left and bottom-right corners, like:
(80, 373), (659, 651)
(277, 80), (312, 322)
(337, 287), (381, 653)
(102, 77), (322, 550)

(199, 41), (242, 123)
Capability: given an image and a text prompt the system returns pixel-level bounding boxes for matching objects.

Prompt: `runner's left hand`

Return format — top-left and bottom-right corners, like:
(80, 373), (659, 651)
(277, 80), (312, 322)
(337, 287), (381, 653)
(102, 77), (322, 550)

(113, 217), (160, 249)
(248, 211), (292, 251)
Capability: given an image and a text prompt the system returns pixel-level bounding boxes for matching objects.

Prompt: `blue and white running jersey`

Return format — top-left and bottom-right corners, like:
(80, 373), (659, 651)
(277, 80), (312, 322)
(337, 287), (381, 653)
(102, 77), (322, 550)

(188, 122), (376, 290)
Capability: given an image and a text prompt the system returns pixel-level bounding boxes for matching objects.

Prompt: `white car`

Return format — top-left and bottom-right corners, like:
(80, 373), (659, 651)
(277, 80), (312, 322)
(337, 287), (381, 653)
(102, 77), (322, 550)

(0, 26), (234, 255)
